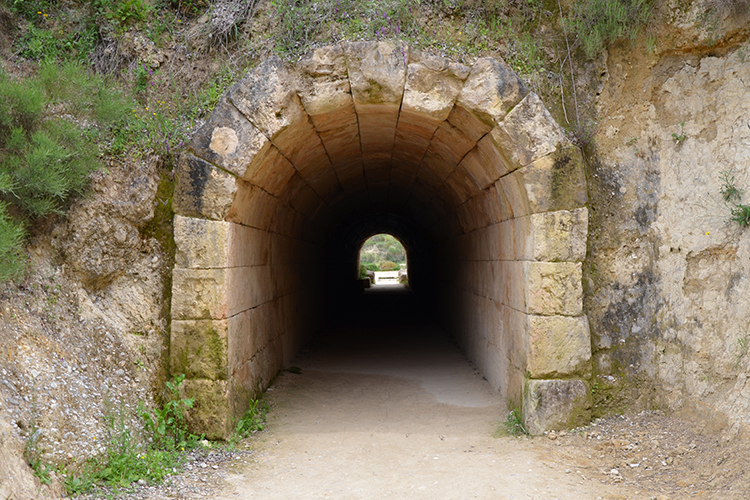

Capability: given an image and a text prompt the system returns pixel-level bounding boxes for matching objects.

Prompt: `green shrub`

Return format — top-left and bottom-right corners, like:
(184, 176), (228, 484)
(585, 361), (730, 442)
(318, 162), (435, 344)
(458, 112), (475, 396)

(379, 260), (399, 271)
(567, 0), (653, 59)
(0, 62), (141, 282)
(0, 205), (26, 282)
(139, 374), (196, 451)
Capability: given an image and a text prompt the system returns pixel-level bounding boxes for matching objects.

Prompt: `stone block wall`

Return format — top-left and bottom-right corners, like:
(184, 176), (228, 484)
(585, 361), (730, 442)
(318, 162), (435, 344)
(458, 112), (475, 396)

(169, 42), (593, 437)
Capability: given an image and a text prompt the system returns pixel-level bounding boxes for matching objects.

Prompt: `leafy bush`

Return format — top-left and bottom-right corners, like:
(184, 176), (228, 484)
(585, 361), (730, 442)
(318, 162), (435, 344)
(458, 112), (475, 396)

(139, 374), (196, 451)
(379, 260), (399, 271)
(0, 62), (145, 282)
(567, 0), (653, 59)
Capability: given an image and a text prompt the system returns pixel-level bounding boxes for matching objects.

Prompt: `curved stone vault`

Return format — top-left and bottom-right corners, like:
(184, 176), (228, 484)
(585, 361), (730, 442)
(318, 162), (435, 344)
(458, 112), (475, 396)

(170, 41), (591, 438)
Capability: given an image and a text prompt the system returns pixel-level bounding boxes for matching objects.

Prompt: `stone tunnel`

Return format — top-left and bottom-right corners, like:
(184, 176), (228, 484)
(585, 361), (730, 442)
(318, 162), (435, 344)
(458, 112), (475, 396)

(170, 41), (591, 438)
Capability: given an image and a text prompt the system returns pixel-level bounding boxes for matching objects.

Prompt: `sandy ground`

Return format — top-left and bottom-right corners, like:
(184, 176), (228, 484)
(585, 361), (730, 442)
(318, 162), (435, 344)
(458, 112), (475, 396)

(125, 288), (749, 500)
(208, 327), (641, 500)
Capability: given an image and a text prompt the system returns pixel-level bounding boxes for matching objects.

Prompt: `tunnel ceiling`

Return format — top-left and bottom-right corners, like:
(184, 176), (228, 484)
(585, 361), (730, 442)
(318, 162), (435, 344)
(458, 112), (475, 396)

(174, 41), (577, 243)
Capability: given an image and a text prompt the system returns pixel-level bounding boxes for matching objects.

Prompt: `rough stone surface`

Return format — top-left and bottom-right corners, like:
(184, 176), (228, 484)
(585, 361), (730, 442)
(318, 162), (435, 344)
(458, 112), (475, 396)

(527, 208), (588, 262)
(180, 379), (231, 440)
(526, 315), (592, 378)
(170, 320), (228, 380)
(518, 146), (588, 214)
(523, 379), (591, 435)
(228, 57), (305, 140)
(587, 41), (750, 430)
(524, 262), (583, 316)
(344, 41), (408, 106)
(174, 216), (230, 269)
(188, 97), (270, 179)
(296, 44), (351, 117)
(457, 57), (527, 126)
(171, 268), (228, 320)
(0, 418), (63, 499)
(173, 153), (238, 221)
(401, 51), (469, 121)
(491, 92), (569, 170)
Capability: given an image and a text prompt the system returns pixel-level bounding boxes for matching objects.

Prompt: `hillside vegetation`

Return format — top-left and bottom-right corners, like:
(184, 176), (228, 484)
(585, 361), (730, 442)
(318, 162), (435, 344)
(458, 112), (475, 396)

(0, 0), (673, 283)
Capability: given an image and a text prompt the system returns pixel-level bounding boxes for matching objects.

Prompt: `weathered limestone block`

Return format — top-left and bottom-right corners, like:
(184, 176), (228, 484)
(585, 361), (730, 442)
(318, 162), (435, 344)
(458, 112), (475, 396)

(458, 134), (512, 192)
(526, 315), (591, 378)
(491, 92), (568, 170)
(228, 56), (305, 140)
(227, 306), (267, 371)
(444, 168), (477, 206)
(170, 319), (228, 380)
(296, 44), (351, 119)
(227, 180), (287, 231)
(173, 153), (237, 221)
(238, 144), (296, 197)
(525, 208), (588, 262)
(344, 41), (408, 106)
(447, 105), (492, 142)
(457, 57), (527, 127)
(180, 379), (231, 439)
(296, 45), (362, 189)
(227, 265), (275, 317)
(496, 172), (531, 219)
(345, 41), (408, 171)
(402, 51), (469, 121)
(523, 379), (591, 434)
(229, 57), (330, 177)
(174, 215), (230, 269)
(188, 97), (270, 178)
(489, 183), (514, 224)
(518, 146), (588, 214)
(524, 262), (583, 316)
(171, 268), (227, 320)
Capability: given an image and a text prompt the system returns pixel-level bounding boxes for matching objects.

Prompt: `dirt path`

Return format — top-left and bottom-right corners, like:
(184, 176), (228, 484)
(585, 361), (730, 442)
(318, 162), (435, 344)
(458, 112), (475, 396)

(210, 328), (639, 500)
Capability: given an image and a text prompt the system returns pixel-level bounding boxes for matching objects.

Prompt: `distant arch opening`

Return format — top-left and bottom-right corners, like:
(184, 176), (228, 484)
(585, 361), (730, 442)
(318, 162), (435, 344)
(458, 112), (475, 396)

(358, 233), (408, 286)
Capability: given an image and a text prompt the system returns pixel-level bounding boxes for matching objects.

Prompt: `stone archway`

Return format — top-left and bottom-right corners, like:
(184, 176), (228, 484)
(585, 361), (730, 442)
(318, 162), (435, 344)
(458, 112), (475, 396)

(169, 42), (591, 438)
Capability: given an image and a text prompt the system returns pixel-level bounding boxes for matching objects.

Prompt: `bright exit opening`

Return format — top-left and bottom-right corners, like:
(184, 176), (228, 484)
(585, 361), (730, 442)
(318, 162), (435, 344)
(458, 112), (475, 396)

(358, 233), (408, 287)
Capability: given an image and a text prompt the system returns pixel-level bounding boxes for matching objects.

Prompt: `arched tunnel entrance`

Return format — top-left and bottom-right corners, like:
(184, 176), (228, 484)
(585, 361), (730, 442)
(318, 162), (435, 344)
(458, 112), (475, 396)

(169, 42), (592, 438)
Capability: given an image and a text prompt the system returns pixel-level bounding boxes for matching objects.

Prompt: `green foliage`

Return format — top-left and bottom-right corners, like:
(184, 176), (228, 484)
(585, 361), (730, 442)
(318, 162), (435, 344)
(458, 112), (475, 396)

(720, 170), (750, 227)
(672, 122), (687, 145)
(139, 374), (196, 451)
(63, 375), (202, 495)
(106, 0), (151, 26)
(232, 399), (269, 440)
(0, 63), (136, 281)
(501, 408), (528, 436)
(567, 0), (653, 59)
(24, 425), (52, 485)
(732, 334), (749, 369)
(720, 170), (743, 203)
(0, 205), (26, 282)
(359, 263), (369, 279)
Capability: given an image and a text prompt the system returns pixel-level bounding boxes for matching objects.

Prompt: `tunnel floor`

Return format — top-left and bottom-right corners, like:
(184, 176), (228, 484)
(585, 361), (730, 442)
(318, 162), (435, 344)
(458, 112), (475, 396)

(208, 304), (632, 500)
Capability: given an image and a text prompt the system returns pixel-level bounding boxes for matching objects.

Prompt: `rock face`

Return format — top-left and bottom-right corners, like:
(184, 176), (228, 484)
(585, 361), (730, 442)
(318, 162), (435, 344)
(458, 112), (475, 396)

(0, 157), (170, 498)
(173, 42), (591, 437)
(585, 8), (750, 433)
